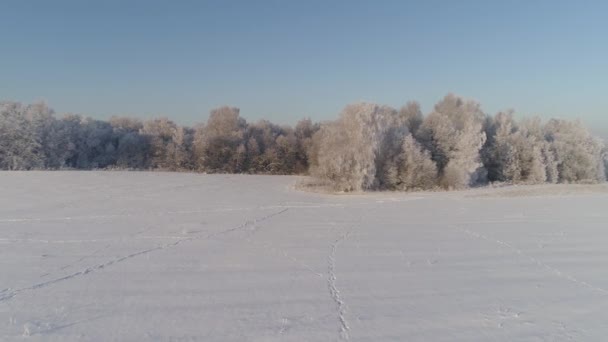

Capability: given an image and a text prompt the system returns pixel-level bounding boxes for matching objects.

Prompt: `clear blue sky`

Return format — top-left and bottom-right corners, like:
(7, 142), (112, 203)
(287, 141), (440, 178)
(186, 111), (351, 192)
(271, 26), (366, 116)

(1, 0), (607, 136)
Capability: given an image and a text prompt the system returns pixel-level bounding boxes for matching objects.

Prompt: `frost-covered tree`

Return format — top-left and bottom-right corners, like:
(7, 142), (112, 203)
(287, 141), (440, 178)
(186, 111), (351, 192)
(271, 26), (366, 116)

(0, 102), (45, 169)
(71, 117), (116, 169)
(23, 102), (57, 167)
(399, 101), (424, 135)
(393, 134), (438, 191)
(310, 103), (404, 191)
(374, 118), (409, 189)
(294, 118), (320, 173)
(481, 112), (514, 182)
(195, 107), (246, 173)
(272, 132), (298, 174)
(243, 120), (306, 174)
(1, 97), (606, 187)
(43, 115), (78, 168)
(109, 117), (149, 169)
(516, 118), (559, 183)
(245, 120), (283, 173)
(141, 118), (190, 170)
(482, 113), (550, 184)
(544, 119), (605, 183)
(518, 118), (558, 183)
(51, 114), (85, 168)
(602, 146), (608, 180)
(417, 94), (487, 189)
(192, 123), (206, 170)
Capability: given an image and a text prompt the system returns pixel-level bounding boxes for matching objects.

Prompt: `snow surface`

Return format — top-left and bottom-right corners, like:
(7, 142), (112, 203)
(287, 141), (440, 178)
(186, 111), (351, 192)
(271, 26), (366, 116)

(1, 171), (608, 341)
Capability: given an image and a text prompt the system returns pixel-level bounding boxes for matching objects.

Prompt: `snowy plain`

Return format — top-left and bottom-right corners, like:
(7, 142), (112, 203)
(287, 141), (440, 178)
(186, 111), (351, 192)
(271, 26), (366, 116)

(1, 171), (608, 341)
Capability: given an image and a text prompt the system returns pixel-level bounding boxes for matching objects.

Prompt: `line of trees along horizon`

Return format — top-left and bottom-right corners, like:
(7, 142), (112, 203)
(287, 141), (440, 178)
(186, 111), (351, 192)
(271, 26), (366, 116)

(1, 94), (607, 191)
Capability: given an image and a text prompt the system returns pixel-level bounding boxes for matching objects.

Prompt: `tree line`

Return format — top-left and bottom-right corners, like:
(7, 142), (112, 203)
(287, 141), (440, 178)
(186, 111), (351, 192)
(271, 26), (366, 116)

(1, 94), (607, 191)
(0, 102), (315, 174)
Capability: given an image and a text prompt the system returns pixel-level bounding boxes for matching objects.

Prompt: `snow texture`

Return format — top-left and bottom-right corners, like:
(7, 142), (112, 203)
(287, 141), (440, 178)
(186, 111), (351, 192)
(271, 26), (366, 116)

(1, 171), (608, 341)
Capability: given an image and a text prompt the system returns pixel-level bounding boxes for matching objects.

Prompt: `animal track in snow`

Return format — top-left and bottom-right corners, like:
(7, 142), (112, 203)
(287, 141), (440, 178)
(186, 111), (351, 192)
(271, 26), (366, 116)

(0, 209), (289, 303)
(327, 231), (352, 341)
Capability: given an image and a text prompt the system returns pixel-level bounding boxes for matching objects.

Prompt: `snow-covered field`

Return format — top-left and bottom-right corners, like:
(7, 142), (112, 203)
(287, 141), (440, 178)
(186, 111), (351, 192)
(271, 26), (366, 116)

(1, 172), (608, 341)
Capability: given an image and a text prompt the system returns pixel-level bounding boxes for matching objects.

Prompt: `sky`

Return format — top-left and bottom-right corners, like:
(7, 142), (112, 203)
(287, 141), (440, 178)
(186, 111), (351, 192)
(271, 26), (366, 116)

(1, 0), (607, 137)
